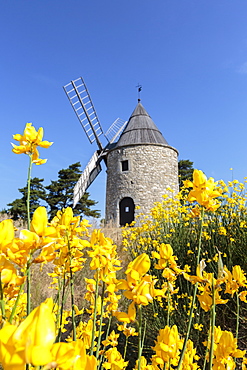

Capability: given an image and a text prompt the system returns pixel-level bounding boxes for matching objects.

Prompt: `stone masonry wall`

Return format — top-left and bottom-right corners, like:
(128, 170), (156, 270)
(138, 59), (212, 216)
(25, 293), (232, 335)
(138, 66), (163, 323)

(105, 143), (178, 225)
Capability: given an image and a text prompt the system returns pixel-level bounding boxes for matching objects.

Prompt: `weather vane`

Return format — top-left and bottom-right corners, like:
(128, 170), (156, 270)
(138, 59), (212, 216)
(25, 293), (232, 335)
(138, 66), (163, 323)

(136, 83), (142, 102)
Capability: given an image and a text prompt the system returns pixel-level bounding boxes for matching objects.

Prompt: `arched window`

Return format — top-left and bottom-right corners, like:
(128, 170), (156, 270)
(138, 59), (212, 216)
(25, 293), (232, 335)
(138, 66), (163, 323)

(119, 197), (135, 226)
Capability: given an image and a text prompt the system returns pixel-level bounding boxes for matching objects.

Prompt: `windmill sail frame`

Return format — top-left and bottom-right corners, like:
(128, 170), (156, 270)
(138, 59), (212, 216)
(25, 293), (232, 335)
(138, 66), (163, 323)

(63, 77), (104, 150)
(104, 118), (127, 144)
(73, 151), (102, 207)
(64, 76), (127, 208)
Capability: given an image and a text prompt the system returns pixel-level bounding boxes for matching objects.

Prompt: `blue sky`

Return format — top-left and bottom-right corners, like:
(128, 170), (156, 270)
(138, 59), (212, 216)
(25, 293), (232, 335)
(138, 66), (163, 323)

(1, 1), (247, 219)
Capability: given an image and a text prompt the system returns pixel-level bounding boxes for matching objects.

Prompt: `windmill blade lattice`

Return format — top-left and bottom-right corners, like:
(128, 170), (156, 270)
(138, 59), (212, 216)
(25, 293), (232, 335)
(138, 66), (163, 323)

(73, 151), (102, 207)
(63, 77), (103, 149)
(104, 118), (127, 143)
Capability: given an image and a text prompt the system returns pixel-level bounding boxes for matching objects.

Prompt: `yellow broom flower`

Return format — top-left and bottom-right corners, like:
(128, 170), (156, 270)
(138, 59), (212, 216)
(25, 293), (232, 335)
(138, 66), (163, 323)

(185, 169), (221, 210)
(0, 298), (55, 368)
(152, 325), (183, 367)
(0, 219), (15, 255)
(12, 122), (53, 165)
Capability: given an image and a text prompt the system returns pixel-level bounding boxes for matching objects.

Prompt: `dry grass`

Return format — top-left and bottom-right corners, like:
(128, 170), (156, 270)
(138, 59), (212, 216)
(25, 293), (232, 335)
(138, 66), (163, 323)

(1, 213), (130, 312)
(30, 224), (130, 311)
(0, 213), (26, 228)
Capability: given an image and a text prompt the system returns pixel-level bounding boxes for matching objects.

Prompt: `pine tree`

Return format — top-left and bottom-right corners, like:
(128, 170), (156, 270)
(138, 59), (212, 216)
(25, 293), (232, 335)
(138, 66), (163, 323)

(45, 162), (100, 219)
(7, 163), (100, 221)
(178, 159), (194, 189)
(7, 177), (46, 220)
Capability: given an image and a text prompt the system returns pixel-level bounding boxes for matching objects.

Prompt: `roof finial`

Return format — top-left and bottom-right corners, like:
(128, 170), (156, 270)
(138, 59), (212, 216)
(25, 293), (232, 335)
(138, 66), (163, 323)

(136, 83), (142, 102)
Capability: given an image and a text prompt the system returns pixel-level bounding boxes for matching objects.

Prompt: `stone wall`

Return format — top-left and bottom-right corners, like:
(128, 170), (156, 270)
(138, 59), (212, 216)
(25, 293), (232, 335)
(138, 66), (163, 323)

(105, 143), (178, 225)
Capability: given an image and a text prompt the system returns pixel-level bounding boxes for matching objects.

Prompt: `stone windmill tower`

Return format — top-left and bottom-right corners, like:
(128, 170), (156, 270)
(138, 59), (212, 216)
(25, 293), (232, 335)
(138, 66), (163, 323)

(105, 101), (179, 226)
(63, 77), (179, 227)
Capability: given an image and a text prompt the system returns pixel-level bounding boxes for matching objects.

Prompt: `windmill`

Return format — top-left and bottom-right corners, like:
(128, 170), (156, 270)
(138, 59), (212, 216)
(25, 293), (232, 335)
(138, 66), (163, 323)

(63, 77), (127, 207)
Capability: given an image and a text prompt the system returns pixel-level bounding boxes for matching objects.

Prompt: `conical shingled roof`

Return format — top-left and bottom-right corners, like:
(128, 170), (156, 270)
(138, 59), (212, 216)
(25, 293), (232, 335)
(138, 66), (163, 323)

(115, 102), (168, 147)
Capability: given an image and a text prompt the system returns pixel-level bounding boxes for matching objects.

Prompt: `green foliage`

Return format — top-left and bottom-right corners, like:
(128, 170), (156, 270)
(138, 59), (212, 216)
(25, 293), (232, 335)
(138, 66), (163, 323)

(122, 180), (247, 360)
(7, 177), (46, 221)
(7, 162), (100, 221)
(45, 162), (100, 220)
(0, 208), (8, 215)
(178, 159), (194, 189)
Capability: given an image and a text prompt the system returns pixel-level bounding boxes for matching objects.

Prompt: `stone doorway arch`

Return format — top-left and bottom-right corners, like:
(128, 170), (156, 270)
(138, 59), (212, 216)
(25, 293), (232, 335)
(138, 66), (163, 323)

(119, 197), (135, 226)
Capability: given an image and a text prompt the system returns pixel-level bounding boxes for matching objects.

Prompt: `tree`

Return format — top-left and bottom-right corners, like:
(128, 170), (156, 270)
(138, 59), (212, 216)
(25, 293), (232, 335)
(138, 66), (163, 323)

(45, 162), (100, 220)
(6, 163), (100, 221)
(7, 177), (46, 220)
(178, 159), (194, 189)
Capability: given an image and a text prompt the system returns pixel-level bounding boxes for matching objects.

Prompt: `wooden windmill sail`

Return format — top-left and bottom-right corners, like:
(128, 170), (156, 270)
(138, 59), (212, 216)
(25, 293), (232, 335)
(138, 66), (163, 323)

(63, 77), (127, 207)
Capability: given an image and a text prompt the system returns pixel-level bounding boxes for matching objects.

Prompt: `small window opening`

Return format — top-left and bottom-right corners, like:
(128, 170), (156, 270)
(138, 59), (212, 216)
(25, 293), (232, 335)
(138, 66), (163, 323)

(121, 160), (129, 172)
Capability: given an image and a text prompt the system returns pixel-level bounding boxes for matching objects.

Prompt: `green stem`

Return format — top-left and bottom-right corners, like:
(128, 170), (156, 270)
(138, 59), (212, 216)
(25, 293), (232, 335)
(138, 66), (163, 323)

(137, 305), (143, 370)
(56, 271), (67, 343)
(96, 282), (106, 359)
(9, 282), (25, 323)
(26, 155), (33, 316)
(196, 208), (204, 267)
(26, 263), (31, 316)
(98, 315), (112, 370)
(0, 274), (5, 321)
(167, 287), (171, 327)
(233, 293), (240, 365)
(55, 277), (61, 329)
(141, 317), (147, 353)
(236, 293), (240, 342)
(90, 270), (100, 356)
(69, 266), (76, 341)
(208, 276), (216, 370)
(177, 208), (204, 370)
(65, 231), (77, 341)
(123, 336), (128, 361)
(27, 154), (32, 230)
(202, 342), (209, 370)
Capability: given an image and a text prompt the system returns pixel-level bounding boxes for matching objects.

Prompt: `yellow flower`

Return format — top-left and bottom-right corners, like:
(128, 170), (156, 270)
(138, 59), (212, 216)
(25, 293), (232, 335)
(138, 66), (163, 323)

(194, 323), (203, 331)
(181, 340), (199, 370)
(48, 339), (97, 370)
(103, 347), (128, 370)
(12, 123), (53, 165)
(152, 325), (183, 366)
(0, 298), (55, 368)
(119, 324), (138, 338)
(125, 253), (151, 281)
(102, 330), (119, 347)
(134, 356), (154, 369)
(218, 226), (227, 236)
(153, 243), (178, 271)
(49, 341), (75, 369)
(184, 260), (228, 312)
(186, 169), (221, 210)
(0, 219), (15, 255)
(224, 265), (247, 296)
(0, 323), (25, 370)
(0, 255), (25, 287)
(212, 329), (245, 369)
(114, 301), (136, 323)
(239, 290), (247, 303)
(189, 205), (201, 218)
(116, 253), (160, 307)
(6, 207), (58, 267)
(74, 319), (94, 349)
(242, 357), (247, 370)
(13, 298), (55, 365)
(232, 265), (247, 286)
(30, 206), (56, 238)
